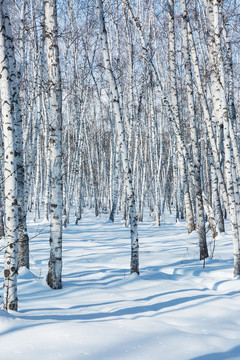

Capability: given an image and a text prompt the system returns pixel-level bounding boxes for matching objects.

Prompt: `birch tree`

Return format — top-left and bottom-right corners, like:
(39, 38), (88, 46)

(44, 0), (63, 289)
(180, 0), (208, 259)
(10, 0), (29, 269)
(97, 0), (139, 274)
(0, 0), (18, 311)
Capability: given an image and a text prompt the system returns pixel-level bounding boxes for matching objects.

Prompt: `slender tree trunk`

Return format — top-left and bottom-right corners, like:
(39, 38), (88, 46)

(180, 0), (208, 259)
(44, 0), (63, 289)
(0, 0), (18, 311)
(168, 0), (196, 235)
(211, 157), (225, 232)
(98, 0), (139, 274)
(206, 0), (240, 275)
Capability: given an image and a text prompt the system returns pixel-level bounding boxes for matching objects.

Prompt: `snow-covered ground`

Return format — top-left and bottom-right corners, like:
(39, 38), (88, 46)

(1, 210), (240, 360)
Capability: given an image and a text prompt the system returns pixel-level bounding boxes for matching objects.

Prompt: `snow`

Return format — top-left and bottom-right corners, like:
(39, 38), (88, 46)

(1, 210), (240, 360)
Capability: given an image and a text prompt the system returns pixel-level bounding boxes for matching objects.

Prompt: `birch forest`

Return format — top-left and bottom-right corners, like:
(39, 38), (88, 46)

(0, 0), (240, 313)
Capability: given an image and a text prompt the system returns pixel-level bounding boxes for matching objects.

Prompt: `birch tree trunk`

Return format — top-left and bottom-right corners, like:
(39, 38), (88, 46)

(97, 0), (139, 274)
(109, 138), (120, 222)
(0, 134), (5, 239)
(0, 0), (18, 311)
(211, 157), (225, 232)
(44, 0), (63, 289)
(180, 0), (208, 260)
(168, 0), (196, 235)
(205, 0), (240, 275)
(14, 0), (29, 270)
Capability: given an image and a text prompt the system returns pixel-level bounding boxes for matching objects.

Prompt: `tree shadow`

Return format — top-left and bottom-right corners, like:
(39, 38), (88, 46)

(190, 345), (240, 360)
(15, 292), (214, 323)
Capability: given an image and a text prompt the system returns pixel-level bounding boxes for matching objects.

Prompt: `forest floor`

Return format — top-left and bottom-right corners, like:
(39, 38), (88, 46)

(0, 209), (240, 360)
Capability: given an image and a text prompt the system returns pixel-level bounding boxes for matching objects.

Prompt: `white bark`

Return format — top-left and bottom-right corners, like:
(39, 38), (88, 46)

(0, 0), (18, 311)
(98, 0), (139, 274)
(180, 0), (208, 259)
(44, 0), (63, 289)
(205, 0), (240, 275)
